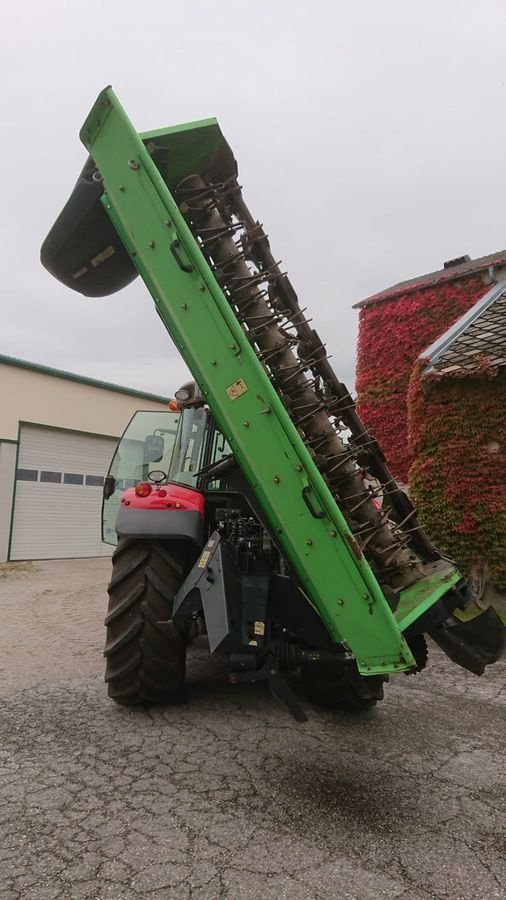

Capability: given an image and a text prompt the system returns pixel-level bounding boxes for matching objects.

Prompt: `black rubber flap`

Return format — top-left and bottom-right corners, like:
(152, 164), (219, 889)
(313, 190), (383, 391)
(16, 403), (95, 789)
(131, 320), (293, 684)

(40, 157), (137, 297)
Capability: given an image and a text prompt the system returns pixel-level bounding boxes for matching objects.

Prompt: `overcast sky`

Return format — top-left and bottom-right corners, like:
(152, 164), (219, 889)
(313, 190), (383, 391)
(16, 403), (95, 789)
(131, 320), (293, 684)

(2, 0), (506, 397)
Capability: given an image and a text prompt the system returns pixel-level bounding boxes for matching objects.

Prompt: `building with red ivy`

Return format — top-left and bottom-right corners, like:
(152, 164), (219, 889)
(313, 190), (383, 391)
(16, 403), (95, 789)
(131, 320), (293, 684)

(409, 282), (506, 597)
(354, 251), (506, 483)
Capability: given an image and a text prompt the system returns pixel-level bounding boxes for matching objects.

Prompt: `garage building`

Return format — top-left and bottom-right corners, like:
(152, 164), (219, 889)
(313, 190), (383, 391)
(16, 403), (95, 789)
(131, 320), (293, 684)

(0, 355), (169, 562)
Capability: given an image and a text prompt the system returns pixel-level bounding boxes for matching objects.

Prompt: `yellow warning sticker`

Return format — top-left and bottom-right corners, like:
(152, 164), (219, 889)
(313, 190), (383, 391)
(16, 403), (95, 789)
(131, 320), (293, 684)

(197, 550), (211, 569)
(254, 621), (265, 636)
(226, 378), (248, 401)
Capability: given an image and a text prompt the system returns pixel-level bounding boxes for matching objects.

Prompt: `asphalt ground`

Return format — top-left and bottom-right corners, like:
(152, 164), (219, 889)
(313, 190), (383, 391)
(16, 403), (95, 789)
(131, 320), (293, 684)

(0, 558), (505, 900)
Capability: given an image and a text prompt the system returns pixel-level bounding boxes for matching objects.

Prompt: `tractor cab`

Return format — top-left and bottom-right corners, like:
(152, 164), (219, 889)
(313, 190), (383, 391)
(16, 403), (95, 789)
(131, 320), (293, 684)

(102, 383), (233, 545)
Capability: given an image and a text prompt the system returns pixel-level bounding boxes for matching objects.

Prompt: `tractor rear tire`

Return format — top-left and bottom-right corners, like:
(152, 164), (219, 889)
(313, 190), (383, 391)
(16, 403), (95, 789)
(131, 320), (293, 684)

(104, 538), (187, 705)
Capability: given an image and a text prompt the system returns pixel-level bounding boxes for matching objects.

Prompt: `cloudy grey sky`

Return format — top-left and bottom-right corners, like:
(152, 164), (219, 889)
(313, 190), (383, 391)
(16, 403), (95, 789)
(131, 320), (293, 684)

(2, 0), (506, 396)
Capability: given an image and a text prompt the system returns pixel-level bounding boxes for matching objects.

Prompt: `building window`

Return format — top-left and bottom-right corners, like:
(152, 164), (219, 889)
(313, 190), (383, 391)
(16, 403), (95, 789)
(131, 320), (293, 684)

(85, 475), (104, 487)
(63, 473), (84, 485)
(17, 469), (38, 481)
(40, 471), (62, 483)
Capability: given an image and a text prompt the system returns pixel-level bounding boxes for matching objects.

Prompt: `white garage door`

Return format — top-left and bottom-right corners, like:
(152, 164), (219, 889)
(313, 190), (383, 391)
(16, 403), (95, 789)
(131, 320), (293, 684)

(10, 424), (116, 560)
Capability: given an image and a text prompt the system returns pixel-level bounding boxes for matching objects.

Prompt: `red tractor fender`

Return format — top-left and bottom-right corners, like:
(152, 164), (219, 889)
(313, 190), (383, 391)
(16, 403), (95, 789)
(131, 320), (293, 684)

(120, 482), (205, 513)
(115, 482), (205, 546)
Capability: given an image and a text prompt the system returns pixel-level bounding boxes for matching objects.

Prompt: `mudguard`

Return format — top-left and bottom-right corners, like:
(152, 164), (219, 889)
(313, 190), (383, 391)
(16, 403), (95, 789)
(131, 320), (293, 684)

(430, 606), (505, 675)
(115, 507), (204, 546)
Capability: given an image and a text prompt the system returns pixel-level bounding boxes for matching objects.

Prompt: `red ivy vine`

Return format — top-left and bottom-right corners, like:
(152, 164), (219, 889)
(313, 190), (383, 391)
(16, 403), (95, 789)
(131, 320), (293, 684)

(356, 275), (489, 482)
(407, 362), (506, 589)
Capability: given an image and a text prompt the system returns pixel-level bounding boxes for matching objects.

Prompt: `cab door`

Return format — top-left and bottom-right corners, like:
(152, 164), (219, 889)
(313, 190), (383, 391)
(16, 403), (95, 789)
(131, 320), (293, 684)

(102, 410), (181, 545)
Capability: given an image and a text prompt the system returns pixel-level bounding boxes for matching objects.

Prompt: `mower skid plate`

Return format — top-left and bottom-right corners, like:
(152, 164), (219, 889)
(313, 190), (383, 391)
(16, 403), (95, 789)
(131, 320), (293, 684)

(395, 560), (464, 633)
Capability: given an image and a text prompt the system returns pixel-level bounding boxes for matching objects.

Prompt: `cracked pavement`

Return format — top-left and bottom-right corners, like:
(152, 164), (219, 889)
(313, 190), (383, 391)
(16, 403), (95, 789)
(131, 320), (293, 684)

(0, 558), (505, 900)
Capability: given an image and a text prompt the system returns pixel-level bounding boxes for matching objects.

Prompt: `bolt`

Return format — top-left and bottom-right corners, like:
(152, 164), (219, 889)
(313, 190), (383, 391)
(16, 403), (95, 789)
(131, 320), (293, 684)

(118, 185), (125, 192)
(306, 539), (313, 546)
(128, 159), (140, 170)
(296, 465), (303, 472)
(243, 421), (250, 428)
(165, 219), (172, 226)
(337, 599), (344, 606)
(273, 476), (280, 483)
(211, 360), (217, 366)
(329, 530), (337, 537)
(149, 241), (155, 248)
(199, 284), (206, 292)
(181, 303), (187, 310)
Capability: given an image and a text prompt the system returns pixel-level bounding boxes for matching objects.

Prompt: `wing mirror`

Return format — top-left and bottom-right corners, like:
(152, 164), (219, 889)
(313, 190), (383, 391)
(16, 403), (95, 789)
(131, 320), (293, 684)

(103, 474), (116, 500)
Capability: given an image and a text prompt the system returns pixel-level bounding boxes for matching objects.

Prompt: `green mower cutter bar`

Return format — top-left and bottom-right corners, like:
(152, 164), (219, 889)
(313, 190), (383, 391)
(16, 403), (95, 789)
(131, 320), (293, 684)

(41, 87), (504, 683)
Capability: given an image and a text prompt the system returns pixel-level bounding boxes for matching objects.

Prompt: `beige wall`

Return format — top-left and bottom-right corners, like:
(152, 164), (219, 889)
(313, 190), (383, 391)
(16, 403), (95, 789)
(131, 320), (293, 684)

(0, 363), (168, 440)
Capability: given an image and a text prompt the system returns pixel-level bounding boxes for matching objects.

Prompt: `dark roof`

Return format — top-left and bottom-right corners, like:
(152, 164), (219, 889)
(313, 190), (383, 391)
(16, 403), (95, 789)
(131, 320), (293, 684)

(0, 354), (170, 403)
(354, 250), (506, 309)
(420, 281), (506, 375)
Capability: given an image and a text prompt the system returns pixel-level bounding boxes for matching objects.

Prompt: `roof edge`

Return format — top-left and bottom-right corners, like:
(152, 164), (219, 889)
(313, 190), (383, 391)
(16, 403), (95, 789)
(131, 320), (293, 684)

(0, 354), (170, 404)
(353, 252), (506, 309)
(419, 280), (506, 374)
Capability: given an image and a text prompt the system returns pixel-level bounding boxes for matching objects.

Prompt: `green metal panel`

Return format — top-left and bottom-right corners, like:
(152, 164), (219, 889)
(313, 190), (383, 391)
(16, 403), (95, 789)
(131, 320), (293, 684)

(80, 86), (416, 676)
(395, 566), (462, 632)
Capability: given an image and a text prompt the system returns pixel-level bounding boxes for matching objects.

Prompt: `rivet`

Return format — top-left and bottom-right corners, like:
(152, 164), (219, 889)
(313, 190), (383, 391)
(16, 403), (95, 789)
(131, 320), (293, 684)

(165, 219), (172, 226)
(149, 240), (155, 248)
(243, 421), (250, 428)
(273, 476), (280, 483)
(118, 185), (125, 192)
(211, 360), (217, 366)
(337, 599), (344, 606)
(199, 284), (206, 292)
(329, 530), (337, 537)
(181, 303), (188, 310)
(306, 539), (313, 546)
(295, 465), (303, 472)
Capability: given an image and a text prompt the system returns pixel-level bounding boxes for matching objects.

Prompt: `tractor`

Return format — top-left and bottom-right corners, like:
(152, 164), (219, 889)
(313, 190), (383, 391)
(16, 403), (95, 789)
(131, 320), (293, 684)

(41, 87), (504, 719)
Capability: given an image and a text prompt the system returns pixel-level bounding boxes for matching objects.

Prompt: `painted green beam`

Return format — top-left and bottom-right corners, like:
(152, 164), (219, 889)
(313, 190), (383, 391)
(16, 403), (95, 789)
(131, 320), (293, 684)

(80, 86), (416, 676)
